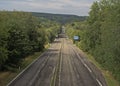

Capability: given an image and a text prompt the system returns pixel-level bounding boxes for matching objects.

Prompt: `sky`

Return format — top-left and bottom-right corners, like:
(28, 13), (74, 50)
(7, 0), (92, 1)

(0, 0), (98, 16)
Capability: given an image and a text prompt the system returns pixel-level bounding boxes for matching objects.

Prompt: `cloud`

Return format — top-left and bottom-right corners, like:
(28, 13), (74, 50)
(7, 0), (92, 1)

(0, 0), (97, 16)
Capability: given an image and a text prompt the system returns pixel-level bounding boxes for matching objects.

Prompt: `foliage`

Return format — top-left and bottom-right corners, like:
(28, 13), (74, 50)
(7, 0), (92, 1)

(0, 11), (60, 71)
(32, 12), (87, 24)
(66, 0), (120, 83)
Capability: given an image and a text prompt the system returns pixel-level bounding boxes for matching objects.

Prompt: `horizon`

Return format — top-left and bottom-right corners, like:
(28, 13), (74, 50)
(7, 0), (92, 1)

(0, 10), (89, 16)
(0, 0), (98, 16)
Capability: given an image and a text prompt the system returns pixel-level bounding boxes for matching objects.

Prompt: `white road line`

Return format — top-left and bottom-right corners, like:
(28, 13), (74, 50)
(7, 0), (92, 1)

(77, 53), (92, 73)
(96, 79), (103, 86)
(84, 63), (92, 73)
(7, 52), (48, 86)
(72, 46), (104, 86)
(59, 55), (62, 86)
(59, 41), (63, 86)
(51, 67), (56, 86)
(76, 53), (84, 63)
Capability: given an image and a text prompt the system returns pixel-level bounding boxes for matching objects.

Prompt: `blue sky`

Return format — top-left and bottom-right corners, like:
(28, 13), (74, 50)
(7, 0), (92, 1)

(0, 0), (98, 16)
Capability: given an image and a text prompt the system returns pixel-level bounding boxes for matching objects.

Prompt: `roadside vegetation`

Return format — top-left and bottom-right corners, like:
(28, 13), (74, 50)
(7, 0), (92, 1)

(65, 0), (120, 85)
(0, 52), (41, 86)
(0, 11), (61, 85)
(0, 11), (60, 72)
(0, 10), (86, 85)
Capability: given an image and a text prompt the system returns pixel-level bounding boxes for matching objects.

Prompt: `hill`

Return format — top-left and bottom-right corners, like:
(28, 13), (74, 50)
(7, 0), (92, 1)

(31, 12), (87, 24)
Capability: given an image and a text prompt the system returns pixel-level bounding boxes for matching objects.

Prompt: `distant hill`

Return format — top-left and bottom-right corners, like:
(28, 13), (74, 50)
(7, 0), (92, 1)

(31, 12), (87, 24)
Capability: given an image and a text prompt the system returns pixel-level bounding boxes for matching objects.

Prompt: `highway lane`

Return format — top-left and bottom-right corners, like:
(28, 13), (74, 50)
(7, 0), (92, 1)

(7, 38), (61, 86)
(59, 38), (98, 86)
(7, 38), (107, 86)
(58, 38), (107, 86)
(69, 39), (107, 86)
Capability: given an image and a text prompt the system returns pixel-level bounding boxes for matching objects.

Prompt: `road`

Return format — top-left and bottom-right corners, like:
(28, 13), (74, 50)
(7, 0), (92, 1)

(7, 37), (107, 86)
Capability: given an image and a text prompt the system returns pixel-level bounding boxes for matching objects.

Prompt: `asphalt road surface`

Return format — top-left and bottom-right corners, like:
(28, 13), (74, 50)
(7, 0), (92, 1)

(7, 38), (107, 86)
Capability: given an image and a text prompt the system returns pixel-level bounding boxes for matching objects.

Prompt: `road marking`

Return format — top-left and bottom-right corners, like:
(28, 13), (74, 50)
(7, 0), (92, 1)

(71, 45), (104, 86)
(59, 42), (63, 86)
(84, 63), (92, 73)
(77, 54), (84, 62)
(50, 67), (56, 86)
(7, 51), (49, 86)
(96, 79), (103, 86)
(59, 53), (62, 85)
(77, 53), (83, 62)
(77, 52), (92, 73)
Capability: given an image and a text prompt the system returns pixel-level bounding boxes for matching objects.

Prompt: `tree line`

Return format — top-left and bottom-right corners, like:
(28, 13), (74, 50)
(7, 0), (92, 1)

(0, 11), (60, 71)
(32, 12), (87, 24)
(66, 0), (120, 83)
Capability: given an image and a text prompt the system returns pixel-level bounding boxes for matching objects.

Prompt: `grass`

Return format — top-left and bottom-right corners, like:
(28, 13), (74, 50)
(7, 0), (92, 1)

(67, 40), (119, 86)
(86, 53), (120, 86)
(0, 52), (41, 86)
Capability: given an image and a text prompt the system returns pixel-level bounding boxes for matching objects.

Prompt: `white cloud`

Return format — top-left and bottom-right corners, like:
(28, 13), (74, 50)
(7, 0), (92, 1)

(0, 0), (97, 15)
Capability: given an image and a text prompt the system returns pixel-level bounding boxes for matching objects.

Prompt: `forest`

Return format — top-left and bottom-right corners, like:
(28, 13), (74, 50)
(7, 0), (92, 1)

(32, 12), (87, 24)
(0, 11), (60, 71)
(66, 0), (120, 84)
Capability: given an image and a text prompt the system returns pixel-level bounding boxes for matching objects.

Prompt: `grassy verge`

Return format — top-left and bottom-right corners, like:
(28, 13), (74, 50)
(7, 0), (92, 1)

(86, 53), (120, 86)
(70, 40), (119, 86)
(0, 52), (41, 86)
